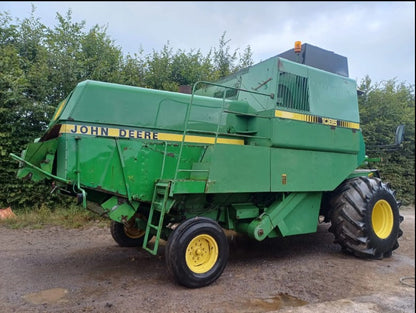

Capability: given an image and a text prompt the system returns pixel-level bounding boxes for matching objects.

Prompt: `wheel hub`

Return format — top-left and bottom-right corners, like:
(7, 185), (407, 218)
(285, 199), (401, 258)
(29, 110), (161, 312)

(123, 225), (145, 239)
(185, 234), (219, 274)
(372, 199), (394, 239)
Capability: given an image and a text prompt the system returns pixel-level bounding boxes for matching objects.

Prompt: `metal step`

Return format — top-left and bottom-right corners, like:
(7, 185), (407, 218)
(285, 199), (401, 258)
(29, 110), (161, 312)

(142, 182), (170, 255)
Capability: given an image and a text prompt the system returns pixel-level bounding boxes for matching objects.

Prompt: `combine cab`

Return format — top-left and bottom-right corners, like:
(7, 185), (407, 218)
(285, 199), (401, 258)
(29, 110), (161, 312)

(11, 42), (403, 288)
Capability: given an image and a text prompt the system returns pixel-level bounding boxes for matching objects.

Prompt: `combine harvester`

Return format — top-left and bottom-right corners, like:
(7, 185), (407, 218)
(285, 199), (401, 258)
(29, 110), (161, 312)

(11, 42), (403, 288)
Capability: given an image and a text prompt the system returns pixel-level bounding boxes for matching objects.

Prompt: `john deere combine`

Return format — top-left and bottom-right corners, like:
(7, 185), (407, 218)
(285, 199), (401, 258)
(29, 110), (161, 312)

(11, 42), (403, 288)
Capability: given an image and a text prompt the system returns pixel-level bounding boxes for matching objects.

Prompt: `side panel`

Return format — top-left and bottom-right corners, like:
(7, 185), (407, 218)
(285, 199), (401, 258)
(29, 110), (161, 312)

(308, 69), (359, 122)
(271, 118), (361, 153)
(204, 144), (271, 193)
(270, 147), (358, 192)
(246, 192), (322, 240)
(56, 80), (250, 135)
(277, 57), (359, 123)
(60, 133), (205, 202)
(269, 115), (361, 192)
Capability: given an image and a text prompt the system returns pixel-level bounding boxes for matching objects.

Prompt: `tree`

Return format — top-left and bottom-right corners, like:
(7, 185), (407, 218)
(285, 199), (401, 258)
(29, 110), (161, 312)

(144, 42), (177, 91)
(45, 10), (87, 105)
(79, 24), (123, 82)
(0, 9), (126, 208)
(212, 31), (238, 79)
(0, 11), (57, 208)
(236, 45), (253, 71)
(359, 76), (415, 204)
(119, 49), (146, 87)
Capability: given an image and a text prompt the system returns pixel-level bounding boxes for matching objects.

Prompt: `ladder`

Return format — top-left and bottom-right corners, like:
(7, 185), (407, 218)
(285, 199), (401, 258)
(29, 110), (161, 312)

(142, 181), (170, 255)
(173, 82), (226, 183)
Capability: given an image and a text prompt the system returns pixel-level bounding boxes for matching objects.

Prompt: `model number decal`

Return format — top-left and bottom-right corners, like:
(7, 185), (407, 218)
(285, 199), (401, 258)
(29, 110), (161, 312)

(321, 117), (337, 126)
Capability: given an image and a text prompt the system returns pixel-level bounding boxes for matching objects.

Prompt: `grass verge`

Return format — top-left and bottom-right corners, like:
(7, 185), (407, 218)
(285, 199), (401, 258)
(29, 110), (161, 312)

(0, 204), (108, 229)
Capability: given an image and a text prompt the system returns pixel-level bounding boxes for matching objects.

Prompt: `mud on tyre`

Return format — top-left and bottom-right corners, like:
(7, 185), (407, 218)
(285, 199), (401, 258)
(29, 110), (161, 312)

(327, 176), (403, 259)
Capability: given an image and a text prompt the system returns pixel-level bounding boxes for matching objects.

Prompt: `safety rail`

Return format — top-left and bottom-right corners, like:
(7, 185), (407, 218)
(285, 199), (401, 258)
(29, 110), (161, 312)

(173, 81), (274, 183)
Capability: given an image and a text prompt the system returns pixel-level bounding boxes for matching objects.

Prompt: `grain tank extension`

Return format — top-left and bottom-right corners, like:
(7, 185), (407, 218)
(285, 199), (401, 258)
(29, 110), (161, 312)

(11, 42), (403, 288)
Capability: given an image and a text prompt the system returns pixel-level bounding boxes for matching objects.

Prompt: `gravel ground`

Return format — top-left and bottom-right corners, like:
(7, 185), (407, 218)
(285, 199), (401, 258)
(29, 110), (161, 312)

(0, 206), (414, 313)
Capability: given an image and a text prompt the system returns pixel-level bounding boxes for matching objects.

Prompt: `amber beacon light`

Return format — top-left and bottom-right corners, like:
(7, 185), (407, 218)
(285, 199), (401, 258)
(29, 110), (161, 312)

(294, 41), (302, 53)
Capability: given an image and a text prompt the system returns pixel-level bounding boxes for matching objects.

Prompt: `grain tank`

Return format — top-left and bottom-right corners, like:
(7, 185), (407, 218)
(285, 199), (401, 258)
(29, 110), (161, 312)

(11, 42), (403, 288)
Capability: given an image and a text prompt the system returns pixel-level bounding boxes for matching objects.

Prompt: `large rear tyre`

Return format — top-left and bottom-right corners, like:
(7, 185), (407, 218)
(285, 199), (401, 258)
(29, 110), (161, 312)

(165, 217), (229, 288)
(110, 220), (145, 247)
(328, 176), (403, 259)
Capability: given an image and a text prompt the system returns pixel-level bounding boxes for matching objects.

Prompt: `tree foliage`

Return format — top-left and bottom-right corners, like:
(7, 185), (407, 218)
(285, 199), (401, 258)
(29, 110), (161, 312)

(0, 8), (414, 209)
(359, 76), (415, 204)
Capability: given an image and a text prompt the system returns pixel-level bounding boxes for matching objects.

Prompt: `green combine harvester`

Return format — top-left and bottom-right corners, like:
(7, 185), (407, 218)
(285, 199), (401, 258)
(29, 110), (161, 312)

(11, 42), (403, 288)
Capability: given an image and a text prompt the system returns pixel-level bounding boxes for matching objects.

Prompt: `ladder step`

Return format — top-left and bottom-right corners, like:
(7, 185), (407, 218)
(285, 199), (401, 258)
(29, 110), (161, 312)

(143, 181), (171, 255)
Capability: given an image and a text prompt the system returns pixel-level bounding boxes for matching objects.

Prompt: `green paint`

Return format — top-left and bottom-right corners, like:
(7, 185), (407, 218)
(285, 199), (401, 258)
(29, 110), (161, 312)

(101, 196), (137, 223)
(230, 203), (260, 220)
(12, 46), (371, 247)
(15, 138), (59, 181)
(203, 144), (271, 193)
(247, 192), (322, 240)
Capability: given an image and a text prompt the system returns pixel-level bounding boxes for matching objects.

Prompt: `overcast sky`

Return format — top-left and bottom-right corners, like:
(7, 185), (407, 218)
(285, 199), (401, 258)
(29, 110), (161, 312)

(1, 1), (415, 85)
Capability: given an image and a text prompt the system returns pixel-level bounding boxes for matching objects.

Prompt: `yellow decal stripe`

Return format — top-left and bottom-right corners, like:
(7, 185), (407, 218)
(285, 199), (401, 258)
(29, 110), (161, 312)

(52, 99), (66, 121)
(275, 110), (360, 130)
(59, 124), (244, 145)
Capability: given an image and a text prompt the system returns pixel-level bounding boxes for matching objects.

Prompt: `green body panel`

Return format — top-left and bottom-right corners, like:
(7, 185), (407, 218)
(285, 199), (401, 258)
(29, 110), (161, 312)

(271, 119), (360, 153)
(230, 203), (260, 220)
(50, 80), (250, 135)
(276, 58), (359, 122)
(270, 148), (358, 192)
(16, 138), (59, 182)
(13, 48), (370, 243)
(101, 196), (138, 223)
(245, 192), (322, 240)
(58, 132), (206, 202)
(202, 144), (271, 193)
(200, 57), (359, 122)
(307, 67), (359, 122)
(171, 180), (206, 194)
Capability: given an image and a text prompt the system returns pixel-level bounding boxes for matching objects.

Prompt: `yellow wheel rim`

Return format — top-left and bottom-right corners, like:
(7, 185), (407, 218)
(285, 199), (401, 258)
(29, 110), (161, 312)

(185, 234), (219, 274)
(124, 226), (145, 239)
(371, 200), (394, 239)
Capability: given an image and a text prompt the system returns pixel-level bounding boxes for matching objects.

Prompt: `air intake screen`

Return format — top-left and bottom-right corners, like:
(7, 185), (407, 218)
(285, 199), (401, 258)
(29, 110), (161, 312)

(277, 72), (309, 112)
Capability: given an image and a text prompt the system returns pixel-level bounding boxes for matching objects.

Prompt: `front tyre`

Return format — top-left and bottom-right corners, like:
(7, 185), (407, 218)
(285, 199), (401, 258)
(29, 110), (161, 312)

(165, 217), (229, 288)
(328, 176), (403, 259)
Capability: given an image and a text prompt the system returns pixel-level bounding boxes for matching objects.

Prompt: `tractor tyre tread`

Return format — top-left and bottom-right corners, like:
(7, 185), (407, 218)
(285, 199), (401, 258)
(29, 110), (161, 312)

(328, 176), (403, 260)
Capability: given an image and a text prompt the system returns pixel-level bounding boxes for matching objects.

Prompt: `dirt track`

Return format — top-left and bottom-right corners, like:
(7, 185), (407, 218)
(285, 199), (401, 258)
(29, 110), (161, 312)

(0, 207), (414, 313)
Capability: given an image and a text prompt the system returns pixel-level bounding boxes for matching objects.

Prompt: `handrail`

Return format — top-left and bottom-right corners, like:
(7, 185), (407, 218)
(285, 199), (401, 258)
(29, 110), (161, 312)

(173, 81), (273, 182)
(193, 80), (275, 99)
